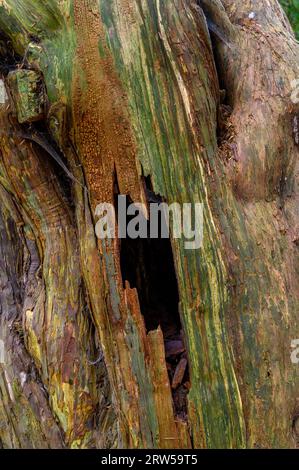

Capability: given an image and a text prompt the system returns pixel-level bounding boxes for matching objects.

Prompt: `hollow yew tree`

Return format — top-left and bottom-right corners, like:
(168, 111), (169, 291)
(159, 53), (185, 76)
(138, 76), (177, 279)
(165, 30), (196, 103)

(0, 0), (298, 449)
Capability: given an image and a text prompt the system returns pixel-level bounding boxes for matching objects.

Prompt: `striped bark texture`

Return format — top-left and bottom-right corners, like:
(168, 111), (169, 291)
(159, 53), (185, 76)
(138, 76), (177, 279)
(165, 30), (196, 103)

(0, 0), (298, 449)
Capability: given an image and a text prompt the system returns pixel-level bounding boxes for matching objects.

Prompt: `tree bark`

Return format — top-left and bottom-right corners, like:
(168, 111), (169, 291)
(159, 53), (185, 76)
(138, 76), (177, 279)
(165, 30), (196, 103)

(0, 0), (298, 449)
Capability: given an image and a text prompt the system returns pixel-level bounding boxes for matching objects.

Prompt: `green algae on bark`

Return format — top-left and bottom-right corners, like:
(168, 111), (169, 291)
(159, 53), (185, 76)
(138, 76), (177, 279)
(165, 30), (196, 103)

(0, 0), (298, 449)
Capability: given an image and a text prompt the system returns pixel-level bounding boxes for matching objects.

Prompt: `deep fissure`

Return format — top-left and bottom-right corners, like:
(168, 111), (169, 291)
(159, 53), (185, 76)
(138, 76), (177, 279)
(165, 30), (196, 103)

(118, 175), (190, 419)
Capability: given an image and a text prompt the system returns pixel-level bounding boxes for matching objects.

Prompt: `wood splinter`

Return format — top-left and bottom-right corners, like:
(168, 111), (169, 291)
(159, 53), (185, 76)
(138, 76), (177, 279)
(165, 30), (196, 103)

(172, 358), (188, 390)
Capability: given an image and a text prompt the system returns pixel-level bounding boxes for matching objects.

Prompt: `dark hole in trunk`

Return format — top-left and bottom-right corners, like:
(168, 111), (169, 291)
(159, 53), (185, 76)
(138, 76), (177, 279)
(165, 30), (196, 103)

(117, 174), (189, 419)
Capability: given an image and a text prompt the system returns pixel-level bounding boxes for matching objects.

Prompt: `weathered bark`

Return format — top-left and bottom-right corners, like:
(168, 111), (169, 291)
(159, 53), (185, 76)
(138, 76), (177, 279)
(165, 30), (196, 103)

(0, 0), (298, 449)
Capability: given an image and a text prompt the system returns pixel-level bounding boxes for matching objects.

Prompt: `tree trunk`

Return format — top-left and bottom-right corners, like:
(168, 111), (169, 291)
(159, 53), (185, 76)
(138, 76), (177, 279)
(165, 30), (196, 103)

(0, 0), (298, 449)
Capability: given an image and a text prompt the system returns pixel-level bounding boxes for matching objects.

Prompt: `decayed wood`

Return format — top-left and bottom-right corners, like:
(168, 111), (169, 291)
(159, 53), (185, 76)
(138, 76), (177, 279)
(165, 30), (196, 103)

(7, 69), (45, 123)
(0, 0), (298, 449)
(172, 358), (188, 390)
(165, 340), (185, 358)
